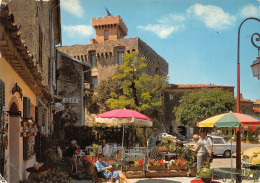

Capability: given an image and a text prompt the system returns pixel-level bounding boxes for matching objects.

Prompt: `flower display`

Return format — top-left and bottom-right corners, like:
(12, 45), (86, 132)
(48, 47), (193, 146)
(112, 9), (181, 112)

(147, 159), (165, 166)
(92, 144), (98, 154)
(134, 160), (144, 167)
(169, 159), (186, 168)
(182, 147), (197, 168)
(81, 155), (97, 166)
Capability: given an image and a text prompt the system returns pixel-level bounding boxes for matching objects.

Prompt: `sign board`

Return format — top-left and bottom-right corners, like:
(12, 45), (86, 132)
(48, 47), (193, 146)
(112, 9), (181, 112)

(62, 98), (79, 104)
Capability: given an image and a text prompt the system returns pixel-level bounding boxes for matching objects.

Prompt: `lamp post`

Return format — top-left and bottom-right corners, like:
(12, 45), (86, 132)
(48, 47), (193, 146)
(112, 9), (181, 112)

(236, 17), (260, 182)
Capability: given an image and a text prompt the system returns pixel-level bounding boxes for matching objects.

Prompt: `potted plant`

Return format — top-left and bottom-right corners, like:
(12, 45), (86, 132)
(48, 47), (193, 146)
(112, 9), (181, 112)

(183, 147), (197, 176)
(168, 159), (186, 170)
(81, 155), (97, 176)
(147, 159), (165, 171)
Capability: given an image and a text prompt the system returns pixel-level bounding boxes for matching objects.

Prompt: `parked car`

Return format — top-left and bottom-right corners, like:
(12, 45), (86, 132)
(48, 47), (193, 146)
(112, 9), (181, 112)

(186, 135), (236, 158)
(242, 145), (260, 167)
(210, 135), (236, 158)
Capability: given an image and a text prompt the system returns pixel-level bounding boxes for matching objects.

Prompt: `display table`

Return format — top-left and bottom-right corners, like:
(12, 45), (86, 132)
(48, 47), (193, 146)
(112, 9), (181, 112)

(213, 168), (242, 182)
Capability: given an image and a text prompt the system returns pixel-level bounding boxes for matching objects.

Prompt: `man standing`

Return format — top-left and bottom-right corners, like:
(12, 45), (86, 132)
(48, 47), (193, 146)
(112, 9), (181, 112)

(199, 130), (213, 163)
(98, 139), (110, 160)
(193, 134), (206, 178)
(148, 129), (158, 150)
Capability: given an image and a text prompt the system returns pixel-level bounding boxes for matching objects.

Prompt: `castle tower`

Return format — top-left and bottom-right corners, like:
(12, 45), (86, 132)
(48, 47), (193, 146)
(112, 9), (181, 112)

(90, 15), (128, 44)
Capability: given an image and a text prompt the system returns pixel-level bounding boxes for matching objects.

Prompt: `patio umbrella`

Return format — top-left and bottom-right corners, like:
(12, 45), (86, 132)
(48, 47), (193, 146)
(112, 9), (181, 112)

(95, 109), (152, 153)
(197, 112), (260, 127)
(197, 112), (260, 180)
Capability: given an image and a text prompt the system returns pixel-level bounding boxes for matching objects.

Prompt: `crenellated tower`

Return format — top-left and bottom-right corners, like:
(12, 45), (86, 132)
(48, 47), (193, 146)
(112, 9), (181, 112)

(90, 15), (128, 44)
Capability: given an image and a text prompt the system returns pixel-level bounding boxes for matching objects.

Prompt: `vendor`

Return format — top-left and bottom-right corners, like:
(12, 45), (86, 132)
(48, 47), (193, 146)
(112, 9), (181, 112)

(148, 129), (159, 151)
(98, 139), (110, 160)
(95, 153), (129, 183)
(151, 140), (166, 160)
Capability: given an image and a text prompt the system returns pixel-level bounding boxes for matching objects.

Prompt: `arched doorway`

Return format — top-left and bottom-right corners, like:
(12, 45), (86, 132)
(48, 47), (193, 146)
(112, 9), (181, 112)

(9, 102), (21, 183)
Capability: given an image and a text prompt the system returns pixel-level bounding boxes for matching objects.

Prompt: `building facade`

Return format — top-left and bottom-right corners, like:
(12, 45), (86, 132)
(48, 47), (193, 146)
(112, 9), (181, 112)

(0, 0), (61, 182)
(253, 99), (260, 115)
(56, 51), (90, 126)
(164, 84), (235, 138)
(58, 15), (168, 92)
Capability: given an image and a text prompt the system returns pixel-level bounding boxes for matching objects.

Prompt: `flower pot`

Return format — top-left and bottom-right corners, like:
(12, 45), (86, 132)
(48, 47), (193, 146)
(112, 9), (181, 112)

(126, 166), (143, 171)
(147, 165), (165, 171)
(85, 165), (95, 176)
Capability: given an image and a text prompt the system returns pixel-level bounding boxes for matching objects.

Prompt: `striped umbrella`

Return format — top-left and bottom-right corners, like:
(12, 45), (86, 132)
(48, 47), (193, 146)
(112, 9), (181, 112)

(197, 112), (260, 127)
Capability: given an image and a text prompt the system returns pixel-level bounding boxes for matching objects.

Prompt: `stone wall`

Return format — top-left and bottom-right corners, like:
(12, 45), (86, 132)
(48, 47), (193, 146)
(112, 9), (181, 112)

(5, 0), (60, 89)
(58, 37), (168, 83)
(56, 51), (84, 125)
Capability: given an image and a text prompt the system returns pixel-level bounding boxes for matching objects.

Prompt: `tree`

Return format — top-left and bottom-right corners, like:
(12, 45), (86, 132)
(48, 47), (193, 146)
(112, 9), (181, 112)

(174, 88), (236, 126)
(96, 51), (169, 118)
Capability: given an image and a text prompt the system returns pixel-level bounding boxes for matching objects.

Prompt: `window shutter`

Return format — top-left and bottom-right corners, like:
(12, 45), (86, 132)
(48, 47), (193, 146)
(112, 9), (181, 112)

(23, 97), (31, 119)
(23, 97), (31, 160)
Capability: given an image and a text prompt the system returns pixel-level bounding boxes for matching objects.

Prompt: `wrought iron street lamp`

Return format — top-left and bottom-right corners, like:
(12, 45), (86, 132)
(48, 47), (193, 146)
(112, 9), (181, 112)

(236, 17), (260, 182)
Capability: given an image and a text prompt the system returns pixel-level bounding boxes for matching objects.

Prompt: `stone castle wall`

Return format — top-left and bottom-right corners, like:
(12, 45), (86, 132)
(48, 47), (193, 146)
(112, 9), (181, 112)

(58, 37), (168, 83)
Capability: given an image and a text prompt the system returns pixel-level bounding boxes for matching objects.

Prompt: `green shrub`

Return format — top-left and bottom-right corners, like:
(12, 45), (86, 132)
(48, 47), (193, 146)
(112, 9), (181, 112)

(247, 126), (254, 141)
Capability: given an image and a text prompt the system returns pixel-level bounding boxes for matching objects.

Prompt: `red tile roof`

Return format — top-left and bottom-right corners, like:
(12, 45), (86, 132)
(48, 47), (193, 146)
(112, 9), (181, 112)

(170, 84), (234, 89)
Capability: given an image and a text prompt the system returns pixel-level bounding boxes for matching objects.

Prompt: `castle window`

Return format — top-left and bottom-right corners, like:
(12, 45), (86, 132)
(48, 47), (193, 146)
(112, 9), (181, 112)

(104, 30), (109, 40)
(118, 51), (124, 65)
(91, 54), (97, 67)
(91, 76), (98, 91)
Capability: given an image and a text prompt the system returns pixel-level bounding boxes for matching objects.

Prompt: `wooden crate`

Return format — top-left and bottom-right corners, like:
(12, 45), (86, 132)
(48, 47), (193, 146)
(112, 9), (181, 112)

(146, 170), (188, 178)
(125, 166), (143, 171)
(125, 171), (145, 178)
(146, 165), (165, 171)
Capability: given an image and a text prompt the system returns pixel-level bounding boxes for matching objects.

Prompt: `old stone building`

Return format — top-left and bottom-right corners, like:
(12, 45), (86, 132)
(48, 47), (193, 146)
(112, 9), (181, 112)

(253, 99), (260, 115)
(58, 15), (168, 93)
(235, 94), (254, 115)
(164, 84), (235, 138)
(56, 51), (90, 126)
(0, 0), (61, 182)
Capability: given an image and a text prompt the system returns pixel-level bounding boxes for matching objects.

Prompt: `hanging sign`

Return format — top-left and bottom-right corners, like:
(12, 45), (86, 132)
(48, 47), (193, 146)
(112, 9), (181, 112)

(62, 98), (79, 104)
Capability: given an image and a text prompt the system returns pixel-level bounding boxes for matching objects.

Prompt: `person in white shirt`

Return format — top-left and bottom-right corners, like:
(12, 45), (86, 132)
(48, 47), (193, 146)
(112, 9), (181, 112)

(199, 131), (213, 163)
(98, 139), (110, 161)
(193, 134), (207, 178)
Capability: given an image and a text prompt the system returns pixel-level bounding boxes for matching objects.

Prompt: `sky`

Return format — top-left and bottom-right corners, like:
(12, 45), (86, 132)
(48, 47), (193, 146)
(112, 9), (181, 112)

(60, 0), (260, 102)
